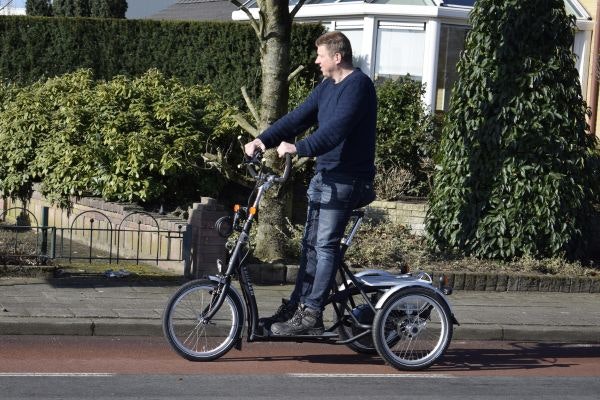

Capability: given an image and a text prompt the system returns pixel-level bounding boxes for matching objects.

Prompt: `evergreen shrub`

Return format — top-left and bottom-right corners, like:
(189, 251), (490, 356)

(426, 0), (598, 260)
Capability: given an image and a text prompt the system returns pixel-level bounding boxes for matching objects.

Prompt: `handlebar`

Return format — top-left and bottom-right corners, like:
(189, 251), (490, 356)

(245, 151), (292, 184)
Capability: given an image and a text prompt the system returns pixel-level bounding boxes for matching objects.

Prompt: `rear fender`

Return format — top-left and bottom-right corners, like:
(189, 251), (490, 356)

(374, 282), (458, 324)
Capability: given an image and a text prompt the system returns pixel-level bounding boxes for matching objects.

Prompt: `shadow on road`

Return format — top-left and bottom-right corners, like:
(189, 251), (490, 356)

(434, 342), (600, 371)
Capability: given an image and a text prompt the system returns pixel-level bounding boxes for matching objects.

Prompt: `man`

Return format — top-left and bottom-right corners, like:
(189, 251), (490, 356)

(244, 31), (377, 336)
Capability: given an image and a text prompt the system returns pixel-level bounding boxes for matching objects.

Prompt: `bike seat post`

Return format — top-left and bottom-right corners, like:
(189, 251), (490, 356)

(341, 210), (365, 248)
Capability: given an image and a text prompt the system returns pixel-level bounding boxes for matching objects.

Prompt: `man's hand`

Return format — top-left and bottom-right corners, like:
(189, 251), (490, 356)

(277, 142), (297, 158)
(244, 139), (266, 157)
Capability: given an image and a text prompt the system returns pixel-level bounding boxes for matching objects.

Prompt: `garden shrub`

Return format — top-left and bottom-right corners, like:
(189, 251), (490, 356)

(426, 0), (598, 260)
(0, 69), (242, 207)
(374, 77), (437, 199)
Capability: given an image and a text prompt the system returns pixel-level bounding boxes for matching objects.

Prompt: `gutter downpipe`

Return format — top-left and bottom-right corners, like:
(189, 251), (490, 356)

(588, 0), (600, 136)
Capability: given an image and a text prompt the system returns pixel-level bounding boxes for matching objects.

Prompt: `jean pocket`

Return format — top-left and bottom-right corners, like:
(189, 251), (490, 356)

(320, 177), (355, 205)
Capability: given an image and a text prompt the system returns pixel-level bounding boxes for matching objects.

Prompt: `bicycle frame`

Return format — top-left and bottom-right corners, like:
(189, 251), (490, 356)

(207, 154), (381, 345)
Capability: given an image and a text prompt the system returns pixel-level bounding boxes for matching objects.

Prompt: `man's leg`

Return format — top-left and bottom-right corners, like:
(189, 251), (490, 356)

(289, 174), (321, 305)
(271, 173), (357, 335)
(261, 175), (320, 330)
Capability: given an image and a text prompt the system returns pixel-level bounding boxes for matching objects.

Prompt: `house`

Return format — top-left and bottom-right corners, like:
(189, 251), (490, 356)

(126, 0), (236, 21)
(130, 0), (600, 135)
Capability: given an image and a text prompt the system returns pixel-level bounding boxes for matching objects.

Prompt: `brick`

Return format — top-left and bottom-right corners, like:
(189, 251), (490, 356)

(452, 273), (465, 290)
(507, 275), (519, 291)
(559, 277), (572, 293)
(569, 277), (593, 293)
(590, 279), (600, 293)
(495, 274), (508, 291)
(517, 275), (540, 291)
(485, 274), (498, 291)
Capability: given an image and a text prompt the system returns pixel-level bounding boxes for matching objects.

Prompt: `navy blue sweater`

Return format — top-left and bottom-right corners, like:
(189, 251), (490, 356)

(258, 68), (377, 180)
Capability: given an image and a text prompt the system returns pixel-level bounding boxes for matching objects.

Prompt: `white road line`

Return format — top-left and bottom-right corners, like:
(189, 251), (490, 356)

(0, 373), (115, 377)
(288, 373), (454, 379)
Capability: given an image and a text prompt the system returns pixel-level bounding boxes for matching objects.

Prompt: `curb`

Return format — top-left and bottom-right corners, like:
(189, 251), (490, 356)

(2, 317), (599, 343)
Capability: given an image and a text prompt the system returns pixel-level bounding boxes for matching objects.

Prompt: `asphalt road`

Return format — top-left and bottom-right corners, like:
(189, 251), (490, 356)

(1, 336), (599, 399)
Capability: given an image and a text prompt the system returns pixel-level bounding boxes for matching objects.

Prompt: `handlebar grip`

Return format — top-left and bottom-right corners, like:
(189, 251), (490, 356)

(274, 153), (292, 183)
(245, 150), (262, 178)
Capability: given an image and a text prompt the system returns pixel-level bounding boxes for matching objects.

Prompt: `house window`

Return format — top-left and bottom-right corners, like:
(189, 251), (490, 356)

(374, 22), (425, 80)
(435, 24), (469, 112)
(333, 20), (364, 69)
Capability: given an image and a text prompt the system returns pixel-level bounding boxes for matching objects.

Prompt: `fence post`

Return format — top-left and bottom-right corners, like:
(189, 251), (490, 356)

(186, 198), (227, 279)
(182, 228), (192, 278)
(40, 206), (49, 257)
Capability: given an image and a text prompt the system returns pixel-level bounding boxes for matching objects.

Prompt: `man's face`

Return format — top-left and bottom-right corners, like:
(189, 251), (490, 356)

(315, 45), (339, 78)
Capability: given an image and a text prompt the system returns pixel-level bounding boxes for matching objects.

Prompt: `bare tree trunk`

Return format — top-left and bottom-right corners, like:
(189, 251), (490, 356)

(252, 0), (292, 262)
(227, 0), (307, 262)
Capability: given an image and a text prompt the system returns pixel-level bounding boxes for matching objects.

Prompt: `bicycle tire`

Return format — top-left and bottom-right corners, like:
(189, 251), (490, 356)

(162, 279), (244, 361)
(372, 287), (452, 370)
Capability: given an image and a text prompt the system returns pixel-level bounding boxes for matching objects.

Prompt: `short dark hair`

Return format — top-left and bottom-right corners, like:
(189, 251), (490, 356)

(315, 31), (353, 65)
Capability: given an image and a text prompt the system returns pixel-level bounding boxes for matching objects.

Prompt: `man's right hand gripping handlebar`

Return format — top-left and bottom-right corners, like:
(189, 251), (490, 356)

(243, 138), (292, 183)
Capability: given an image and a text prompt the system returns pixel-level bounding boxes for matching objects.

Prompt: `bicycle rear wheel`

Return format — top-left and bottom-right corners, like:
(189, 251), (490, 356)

(162, 279), (244, 361)
(373, 287), (452, 370)
(334, 289), (380, 354)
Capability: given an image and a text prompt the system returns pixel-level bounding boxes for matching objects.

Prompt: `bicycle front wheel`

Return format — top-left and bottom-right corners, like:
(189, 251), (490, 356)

(162, 279), (244, 361)
(373, 287), (452, 370)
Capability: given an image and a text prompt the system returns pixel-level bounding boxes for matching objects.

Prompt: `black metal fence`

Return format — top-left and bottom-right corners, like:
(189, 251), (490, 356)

(0, 206), (186, 265)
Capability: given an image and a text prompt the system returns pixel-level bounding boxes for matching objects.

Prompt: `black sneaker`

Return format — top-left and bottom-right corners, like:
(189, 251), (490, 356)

(258, 299), (297, 330)
(270, 304), (324, 336)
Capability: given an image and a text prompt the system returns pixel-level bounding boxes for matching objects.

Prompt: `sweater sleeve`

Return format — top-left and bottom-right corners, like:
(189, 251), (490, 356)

(294, 76), (370, 158)
(256, 84), (320, 149)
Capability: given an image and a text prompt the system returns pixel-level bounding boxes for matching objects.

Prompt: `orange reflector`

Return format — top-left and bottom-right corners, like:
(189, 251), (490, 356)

(249, 207), (257, 215)
(233, 204), (240, 212)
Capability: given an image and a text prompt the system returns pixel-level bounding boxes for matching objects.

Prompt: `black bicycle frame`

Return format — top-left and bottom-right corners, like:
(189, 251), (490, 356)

(207, 153), (377, 344)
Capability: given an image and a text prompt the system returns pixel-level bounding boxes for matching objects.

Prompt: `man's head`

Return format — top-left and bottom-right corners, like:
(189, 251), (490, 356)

(314, 31), (353, 79)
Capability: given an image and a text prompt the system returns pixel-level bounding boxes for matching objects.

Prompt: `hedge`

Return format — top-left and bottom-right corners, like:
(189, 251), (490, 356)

(0, 16), (324, 106)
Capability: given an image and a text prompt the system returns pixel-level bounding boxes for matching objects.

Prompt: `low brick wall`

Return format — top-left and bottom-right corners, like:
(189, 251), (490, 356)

(366, 198), (428, 235)
(0, 193), (227, 277)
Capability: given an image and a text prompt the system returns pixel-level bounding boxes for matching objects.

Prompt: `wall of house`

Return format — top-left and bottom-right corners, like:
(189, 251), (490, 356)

(579, 0), (600, 136)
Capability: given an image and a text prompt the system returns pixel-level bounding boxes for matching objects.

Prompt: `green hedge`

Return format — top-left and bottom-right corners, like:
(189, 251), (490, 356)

(0, 16), (324, 106)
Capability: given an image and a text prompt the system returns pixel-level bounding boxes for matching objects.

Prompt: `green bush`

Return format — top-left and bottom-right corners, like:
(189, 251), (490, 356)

(0, 16), (323, 107)
(0, 69), (242, 207)
(426, 0), (598, 260)
(374, 77), (437, 198)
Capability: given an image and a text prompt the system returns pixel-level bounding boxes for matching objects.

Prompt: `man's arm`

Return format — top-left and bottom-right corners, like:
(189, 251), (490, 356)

(255, 84), (321, 149)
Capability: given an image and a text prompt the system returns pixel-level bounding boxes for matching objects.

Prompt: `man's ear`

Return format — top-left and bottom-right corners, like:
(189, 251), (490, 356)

(334, 52), (342, 64)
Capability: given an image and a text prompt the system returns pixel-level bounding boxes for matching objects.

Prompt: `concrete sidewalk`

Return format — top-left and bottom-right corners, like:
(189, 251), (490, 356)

(0, 276), (599, 343)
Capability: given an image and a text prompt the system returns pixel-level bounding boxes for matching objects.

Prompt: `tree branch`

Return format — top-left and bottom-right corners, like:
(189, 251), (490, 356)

(229, 0), (261, 37)
(241, 86), (260, 125)
(233, 113), (259, 137)
(202, 152), (253, 188)
(290, 0), (308, 19)
(288, 65), (305, 82)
